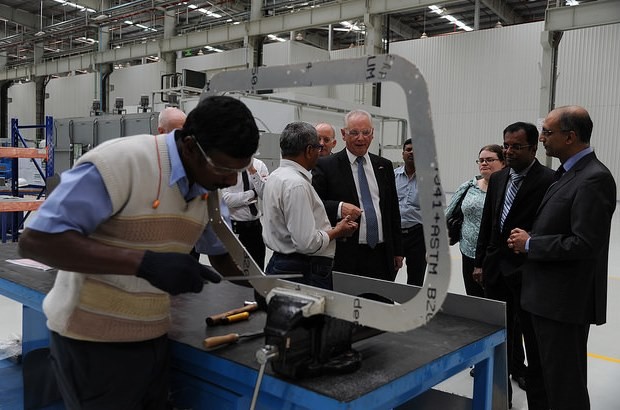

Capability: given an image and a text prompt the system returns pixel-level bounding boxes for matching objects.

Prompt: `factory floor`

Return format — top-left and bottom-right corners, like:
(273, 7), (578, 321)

(1, 211), (619, 409)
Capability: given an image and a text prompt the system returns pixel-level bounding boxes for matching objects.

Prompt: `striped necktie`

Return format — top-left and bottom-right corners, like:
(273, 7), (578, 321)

(500, 173), (525, 230)
(356, 156), (379, 248)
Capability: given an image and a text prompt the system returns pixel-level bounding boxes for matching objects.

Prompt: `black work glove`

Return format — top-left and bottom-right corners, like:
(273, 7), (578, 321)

(137, 251), (222, 295)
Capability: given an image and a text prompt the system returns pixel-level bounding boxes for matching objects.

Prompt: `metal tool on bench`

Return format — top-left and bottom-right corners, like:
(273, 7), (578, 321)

(204, 55), (452, 407)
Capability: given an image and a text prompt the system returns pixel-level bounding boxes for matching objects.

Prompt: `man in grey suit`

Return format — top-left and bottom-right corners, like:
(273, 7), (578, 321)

(312, 110), (403, 281)
(475, 122), (554, 410)
(510, 105), (616, 410)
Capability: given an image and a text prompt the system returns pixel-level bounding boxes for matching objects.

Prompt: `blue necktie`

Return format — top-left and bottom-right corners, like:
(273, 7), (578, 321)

(356, 156), (379, 248)
(500, 173), (524, 230)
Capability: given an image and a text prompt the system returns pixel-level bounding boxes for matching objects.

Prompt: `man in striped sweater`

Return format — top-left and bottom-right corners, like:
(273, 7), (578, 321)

(18, 96), (259, 409)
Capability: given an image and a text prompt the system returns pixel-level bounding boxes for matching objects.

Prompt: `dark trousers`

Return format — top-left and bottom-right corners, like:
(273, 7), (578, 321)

(531, 313), (590, 410)
(266, 252), (334, 290)
(334, 242), (393, 280)
(49, 331), (170, 410)
(461, 254), (485, 297)
(232, 219), (265, 270)
(402, 224), (426, 286)
(487, 271), (549, 410)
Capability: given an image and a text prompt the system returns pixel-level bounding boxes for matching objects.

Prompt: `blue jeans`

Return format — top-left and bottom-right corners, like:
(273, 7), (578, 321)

(266, 252), (334, 290)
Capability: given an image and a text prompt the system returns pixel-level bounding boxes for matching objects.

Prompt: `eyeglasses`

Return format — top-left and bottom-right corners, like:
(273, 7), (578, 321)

(476, 158), (499, 164)
(503, 143), (533, 151)
(344, 128), (373, 137)
(540, 129), (570, 136)
(192, 136), (251, 175)
(308, 143), (324, 151)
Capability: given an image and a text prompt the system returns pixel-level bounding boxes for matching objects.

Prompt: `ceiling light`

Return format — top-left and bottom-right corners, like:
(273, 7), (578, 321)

(420, 32), (428, 39)
(431, 6), (473, 32)
(267, 34), (286, 42)
(429, 5), (445, 15)
(566, 0), (579, 5)
(495, 21), (503, 28)
(205, 45), (223, 53)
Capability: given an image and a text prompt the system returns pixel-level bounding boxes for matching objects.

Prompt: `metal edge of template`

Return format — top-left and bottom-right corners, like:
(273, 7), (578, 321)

(203, 54), (450, 333)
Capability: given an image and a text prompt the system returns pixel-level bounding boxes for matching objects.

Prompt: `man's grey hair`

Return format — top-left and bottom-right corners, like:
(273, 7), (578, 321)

(280, 122), (319, 157)
(344, 109), (373, 127)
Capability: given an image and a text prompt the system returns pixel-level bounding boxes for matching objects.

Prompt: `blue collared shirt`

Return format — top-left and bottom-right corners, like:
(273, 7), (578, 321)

(28, 132), (229, 255)
(562, 146), (593, 172)
(394, 165), (423, 228)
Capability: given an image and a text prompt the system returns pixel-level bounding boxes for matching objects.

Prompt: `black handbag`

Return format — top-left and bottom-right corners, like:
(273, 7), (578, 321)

(446, 185), (472, 246)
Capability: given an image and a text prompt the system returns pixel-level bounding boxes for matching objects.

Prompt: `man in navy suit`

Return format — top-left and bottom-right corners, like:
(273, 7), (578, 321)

(312, 110), (403, 281)
(475, 122), (554, 409)
(510, 106), (616, 410)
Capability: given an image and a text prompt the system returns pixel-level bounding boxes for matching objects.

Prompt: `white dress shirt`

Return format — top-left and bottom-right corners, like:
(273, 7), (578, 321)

(261, 159), (334, 257)
(221, 158), (269, 222)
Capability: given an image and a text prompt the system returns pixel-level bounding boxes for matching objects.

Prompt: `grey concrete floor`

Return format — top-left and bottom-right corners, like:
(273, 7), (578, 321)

(1, 210), (619, 409)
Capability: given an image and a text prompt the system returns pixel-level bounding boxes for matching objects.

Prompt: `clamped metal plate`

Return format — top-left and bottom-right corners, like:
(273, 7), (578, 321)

(204, 54), (450, 334)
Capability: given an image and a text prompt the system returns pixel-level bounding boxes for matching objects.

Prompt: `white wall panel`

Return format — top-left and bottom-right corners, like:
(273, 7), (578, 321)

(7, 82), (37, 141)
(555, 23), (620, 188)
(178, 48), (249, 78)
(110, 62), (166, 112)
(387, 23), (544, 193)
(263, 42), (290, 66)
(46, 73), (97, 119)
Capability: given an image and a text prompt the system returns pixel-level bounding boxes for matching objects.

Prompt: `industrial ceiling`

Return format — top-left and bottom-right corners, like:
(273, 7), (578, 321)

(0, 0), (594, 72)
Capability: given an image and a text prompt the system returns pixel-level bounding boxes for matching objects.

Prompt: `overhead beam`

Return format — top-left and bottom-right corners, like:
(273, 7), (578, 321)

(545, 0), (620, 31)
(78, 0), (101, 11)
(479, 0), (523, 24)
(388, 16), (420, 39)
(0, 4), (40, 30)
(0, 0), (453, 80)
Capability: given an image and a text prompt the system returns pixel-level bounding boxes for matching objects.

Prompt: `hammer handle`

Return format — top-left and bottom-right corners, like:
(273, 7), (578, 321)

(203, 333), (239, 348)
(206, 303), (258, 326)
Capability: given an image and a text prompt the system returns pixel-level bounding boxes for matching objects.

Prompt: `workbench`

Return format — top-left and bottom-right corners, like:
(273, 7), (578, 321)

(0, 242), (508, 409)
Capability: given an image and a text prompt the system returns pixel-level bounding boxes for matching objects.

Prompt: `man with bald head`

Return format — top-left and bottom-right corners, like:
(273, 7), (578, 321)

(315, 123), (337, 156)
(510, 105), (616, 410)
(158, 107), (187, 134)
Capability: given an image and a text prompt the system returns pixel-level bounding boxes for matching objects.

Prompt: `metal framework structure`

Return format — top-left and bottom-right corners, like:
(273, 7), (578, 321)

(0, 0), (606, 80)
(206, 54), (451, 332)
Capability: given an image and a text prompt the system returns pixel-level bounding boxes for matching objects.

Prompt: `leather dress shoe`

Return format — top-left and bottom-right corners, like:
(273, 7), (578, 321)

(512, 375), (527, 391)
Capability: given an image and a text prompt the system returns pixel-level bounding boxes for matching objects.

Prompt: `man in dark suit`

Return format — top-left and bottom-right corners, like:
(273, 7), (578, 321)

(510, 106), (616, 410)
(312, 109), (403, 281)
(475, 122), (554, 410)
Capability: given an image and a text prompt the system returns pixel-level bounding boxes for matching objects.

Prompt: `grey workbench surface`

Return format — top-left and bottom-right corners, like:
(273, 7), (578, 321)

(170, 280), (500, 402)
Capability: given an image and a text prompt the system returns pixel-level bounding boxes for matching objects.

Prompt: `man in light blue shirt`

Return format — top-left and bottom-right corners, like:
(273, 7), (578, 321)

(394, 138), (426, 286)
